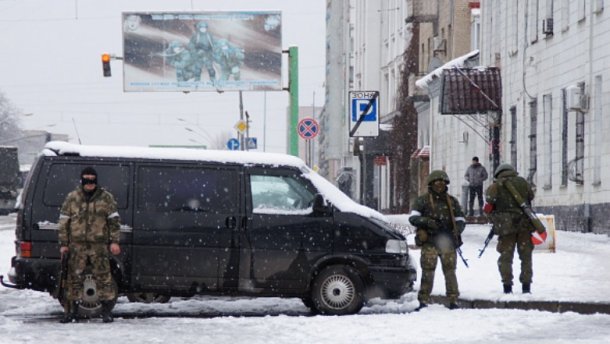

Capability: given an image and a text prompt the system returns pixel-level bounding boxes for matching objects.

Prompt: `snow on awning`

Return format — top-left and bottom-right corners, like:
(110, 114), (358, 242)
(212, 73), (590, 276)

(410, 145), (430, 159)
(415, 50), (480, 89)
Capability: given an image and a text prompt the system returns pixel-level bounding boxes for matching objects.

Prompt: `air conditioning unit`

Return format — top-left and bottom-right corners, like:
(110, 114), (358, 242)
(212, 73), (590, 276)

(433, 37), (446, 53)
(542, 18), (554, 35)
(566, 85), (584, 111)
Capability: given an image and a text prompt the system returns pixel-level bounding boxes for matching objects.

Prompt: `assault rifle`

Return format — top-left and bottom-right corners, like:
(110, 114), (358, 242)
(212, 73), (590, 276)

(503, 180), (546, 234)
(478, 228), (495, 258)
(456, 247), (469, 268)
(53, 252), (70, 299)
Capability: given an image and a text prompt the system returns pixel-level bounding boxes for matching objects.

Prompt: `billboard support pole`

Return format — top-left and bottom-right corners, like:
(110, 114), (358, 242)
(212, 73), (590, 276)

(288, 46), (299, 156)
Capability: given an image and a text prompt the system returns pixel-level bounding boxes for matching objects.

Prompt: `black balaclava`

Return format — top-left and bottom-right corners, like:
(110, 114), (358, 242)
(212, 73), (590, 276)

(80, 167), (98, 196)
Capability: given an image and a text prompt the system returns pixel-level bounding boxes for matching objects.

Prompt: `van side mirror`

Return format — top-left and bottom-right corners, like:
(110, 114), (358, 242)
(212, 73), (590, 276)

(312, 194), (330, 216)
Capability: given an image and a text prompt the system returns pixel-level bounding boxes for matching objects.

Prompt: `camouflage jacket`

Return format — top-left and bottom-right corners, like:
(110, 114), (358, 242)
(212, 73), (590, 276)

(58, 187), (120, 247)
(485, 170), (535, 235)
(409, 187), (466, 235)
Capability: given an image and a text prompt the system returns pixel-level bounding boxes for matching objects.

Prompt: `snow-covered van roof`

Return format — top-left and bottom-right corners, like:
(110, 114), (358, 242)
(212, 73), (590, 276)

(42, 141), (388, 222)
(43, 141), (306, 168)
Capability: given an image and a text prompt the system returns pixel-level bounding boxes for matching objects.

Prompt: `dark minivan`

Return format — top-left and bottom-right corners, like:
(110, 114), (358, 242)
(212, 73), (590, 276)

(1, 142), (416, 316)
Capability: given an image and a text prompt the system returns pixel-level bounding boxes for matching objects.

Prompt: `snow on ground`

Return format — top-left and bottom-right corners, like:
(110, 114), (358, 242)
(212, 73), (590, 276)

(2, 214), (610, 343)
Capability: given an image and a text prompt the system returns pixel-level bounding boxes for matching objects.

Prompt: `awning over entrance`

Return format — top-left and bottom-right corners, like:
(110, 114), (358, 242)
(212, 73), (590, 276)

(439, 67), (502, 114)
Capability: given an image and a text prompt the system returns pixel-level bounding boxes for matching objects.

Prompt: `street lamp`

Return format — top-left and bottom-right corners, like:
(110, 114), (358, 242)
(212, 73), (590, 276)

(177, 117), (214, 143)
(184, 127), (210, 146)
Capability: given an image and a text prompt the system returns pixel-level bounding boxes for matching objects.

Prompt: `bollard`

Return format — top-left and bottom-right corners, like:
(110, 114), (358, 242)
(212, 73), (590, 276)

(461, 182), (469, 213)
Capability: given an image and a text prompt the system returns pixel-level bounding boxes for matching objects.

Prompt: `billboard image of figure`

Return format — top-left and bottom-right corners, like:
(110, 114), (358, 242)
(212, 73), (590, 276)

(122, 11), (282, 92)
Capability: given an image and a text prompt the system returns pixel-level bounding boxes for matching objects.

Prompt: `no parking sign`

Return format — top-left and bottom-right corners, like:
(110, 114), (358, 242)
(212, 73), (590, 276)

(297, 117), (319, 140)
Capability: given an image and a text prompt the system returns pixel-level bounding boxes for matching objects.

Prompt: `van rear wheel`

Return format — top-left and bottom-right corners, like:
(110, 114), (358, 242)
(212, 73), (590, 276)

(127, 293), (171, 303)
(311, 265), (364, 315)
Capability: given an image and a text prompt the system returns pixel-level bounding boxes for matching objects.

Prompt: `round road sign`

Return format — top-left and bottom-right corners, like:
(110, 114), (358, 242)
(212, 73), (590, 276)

(297, 117), (319, 140)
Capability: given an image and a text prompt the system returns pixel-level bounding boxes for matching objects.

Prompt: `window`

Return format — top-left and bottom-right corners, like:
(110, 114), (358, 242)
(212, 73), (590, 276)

(529, 0), (540, 43)
(528, 100), (538, 185)
(574, 105), (585, 185)
(542, 94), (553, 189)
(577, 0), (586, 21)
(44, 163), (130, 209)
(561, 88), (568, 186)
(593, 75), (603, 185)
(543, 0), (554, 36)
(561, 0), (570, 31)
(250, 174), (314, 214)
(510, 106), (518, 169)
(137, 165), (237, 213)
(594, 0), (605, 13)
(509, 3), (519, 54)
(471, 8), (481, 51)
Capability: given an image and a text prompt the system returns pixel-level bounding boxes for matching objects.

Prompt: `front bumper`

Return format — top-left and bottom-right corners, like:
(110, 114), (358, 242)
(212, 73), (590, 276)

(368, 264), (417, 298)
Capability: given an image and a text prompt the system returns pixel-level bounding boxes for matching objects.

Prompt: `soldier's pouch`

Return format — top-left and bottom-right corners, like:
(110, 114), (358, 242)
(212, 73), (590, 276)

(415, 229), (428, 247)
(491, 213), (519, 236)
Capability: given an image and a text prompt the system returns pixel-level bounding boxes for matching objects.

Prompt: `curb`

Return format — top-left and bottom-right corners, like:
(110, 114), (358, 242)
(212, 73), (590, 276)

(430, 296), (610, 315)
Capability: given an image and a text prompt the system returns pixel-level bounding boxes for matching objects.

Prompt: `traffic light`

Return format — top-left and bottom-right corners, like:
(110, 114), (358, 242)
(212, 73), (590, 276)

(101, 53), (111, 77)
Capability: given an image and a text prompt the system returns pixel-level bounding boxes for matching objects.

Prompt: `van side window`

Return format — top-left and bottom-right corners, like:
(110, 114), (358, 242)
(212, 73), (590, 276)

(43, 163), (130, 209)
(250, 174), (314, 214)
(138, 166), (236, 212)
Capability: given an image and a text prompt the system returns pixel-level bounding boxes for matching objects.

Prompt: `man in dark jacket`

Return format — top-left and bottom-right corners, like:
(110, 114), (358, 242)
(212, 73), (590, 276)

(409, 170), (466, 310)
(464, 157), (488, 216)
(485, 163), (535, 294)
(58, 167), (121, 323)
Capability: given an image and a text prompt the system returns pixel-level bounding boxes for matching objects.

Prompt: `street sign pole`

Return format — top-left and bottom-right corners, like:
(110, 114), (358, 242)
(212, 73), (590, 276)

(239, 91), (245, 151)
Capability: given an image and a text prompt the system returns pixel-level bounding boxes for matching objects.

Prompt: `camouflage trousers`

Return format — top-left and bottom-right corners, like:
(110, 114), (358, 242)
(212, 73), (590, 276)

(418, 243), (459, 303)
(65, 243), (116, 304)
(496, 230), (534, 285)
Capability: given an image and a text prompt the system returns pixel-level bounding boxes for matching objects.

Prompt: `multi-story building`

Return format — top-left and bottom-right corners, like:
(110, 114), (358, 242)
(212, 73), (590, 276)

(412, 1), (487, 209)
(478, 0), (610, 233)
(319, 0), (419, 212)
(318, 0), (351, 191)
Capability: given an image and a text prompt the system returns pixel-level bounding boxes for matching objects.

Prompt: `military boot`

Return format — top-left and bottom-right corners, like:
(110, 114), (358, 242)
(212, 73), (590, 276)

(522, 283), (531, 294)
(414, 302), (428, 312)
(59, 301), (78, 323)
(100, 301), (114, 323)
(503, 284), (512, 294)
(448, 302), (460, 310)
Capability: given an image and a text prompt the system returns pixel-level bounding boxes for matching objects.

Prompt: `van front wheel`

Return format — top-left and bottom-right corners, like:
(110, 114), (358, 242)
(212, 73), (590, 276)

(311, 265), (364, 315)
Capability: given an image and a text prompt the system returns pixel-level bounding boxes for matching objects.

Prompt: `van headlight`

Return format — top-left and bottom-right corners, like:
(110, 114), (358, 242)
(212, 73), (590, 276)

(386, 239), (407, 254)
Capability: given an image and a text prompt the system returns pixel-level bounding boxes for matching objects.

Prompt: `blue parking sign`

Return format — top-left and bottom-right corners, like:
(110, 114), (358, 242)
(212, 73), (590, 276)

(349, 91), (379, 137)
(351, 98), (377, 121)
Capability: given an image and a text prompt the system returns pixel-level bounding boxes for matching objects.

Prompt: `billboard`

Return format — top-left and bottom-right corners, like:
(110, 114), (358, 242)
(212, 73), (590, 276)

(122, 11), (282, 92)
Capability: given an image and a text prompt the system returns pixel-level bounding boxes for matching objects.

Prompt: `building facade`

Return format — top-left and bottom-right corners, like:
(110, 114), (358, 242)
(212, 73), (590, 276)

(479, 0), (610, 233)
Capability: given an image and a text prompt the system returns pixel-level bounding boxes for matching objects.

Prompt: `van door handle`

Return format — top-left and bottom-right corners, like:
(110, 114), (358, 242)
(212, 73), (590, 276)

(225, 216), (237, 229)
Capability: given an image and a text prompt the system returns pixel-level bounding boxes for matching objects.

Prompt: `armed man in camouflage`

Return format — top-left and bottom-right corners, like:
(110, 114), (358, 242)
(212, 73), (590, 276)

(485, 163), (536, 294)
(409, 170), (466, 310)
(58, 167), (121, 323)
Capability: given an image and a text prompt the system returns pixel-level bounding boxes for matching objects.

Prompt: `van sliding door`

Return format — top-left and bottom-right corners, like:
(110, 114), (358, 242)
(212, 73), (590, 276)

(132, 163), (241, 292)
